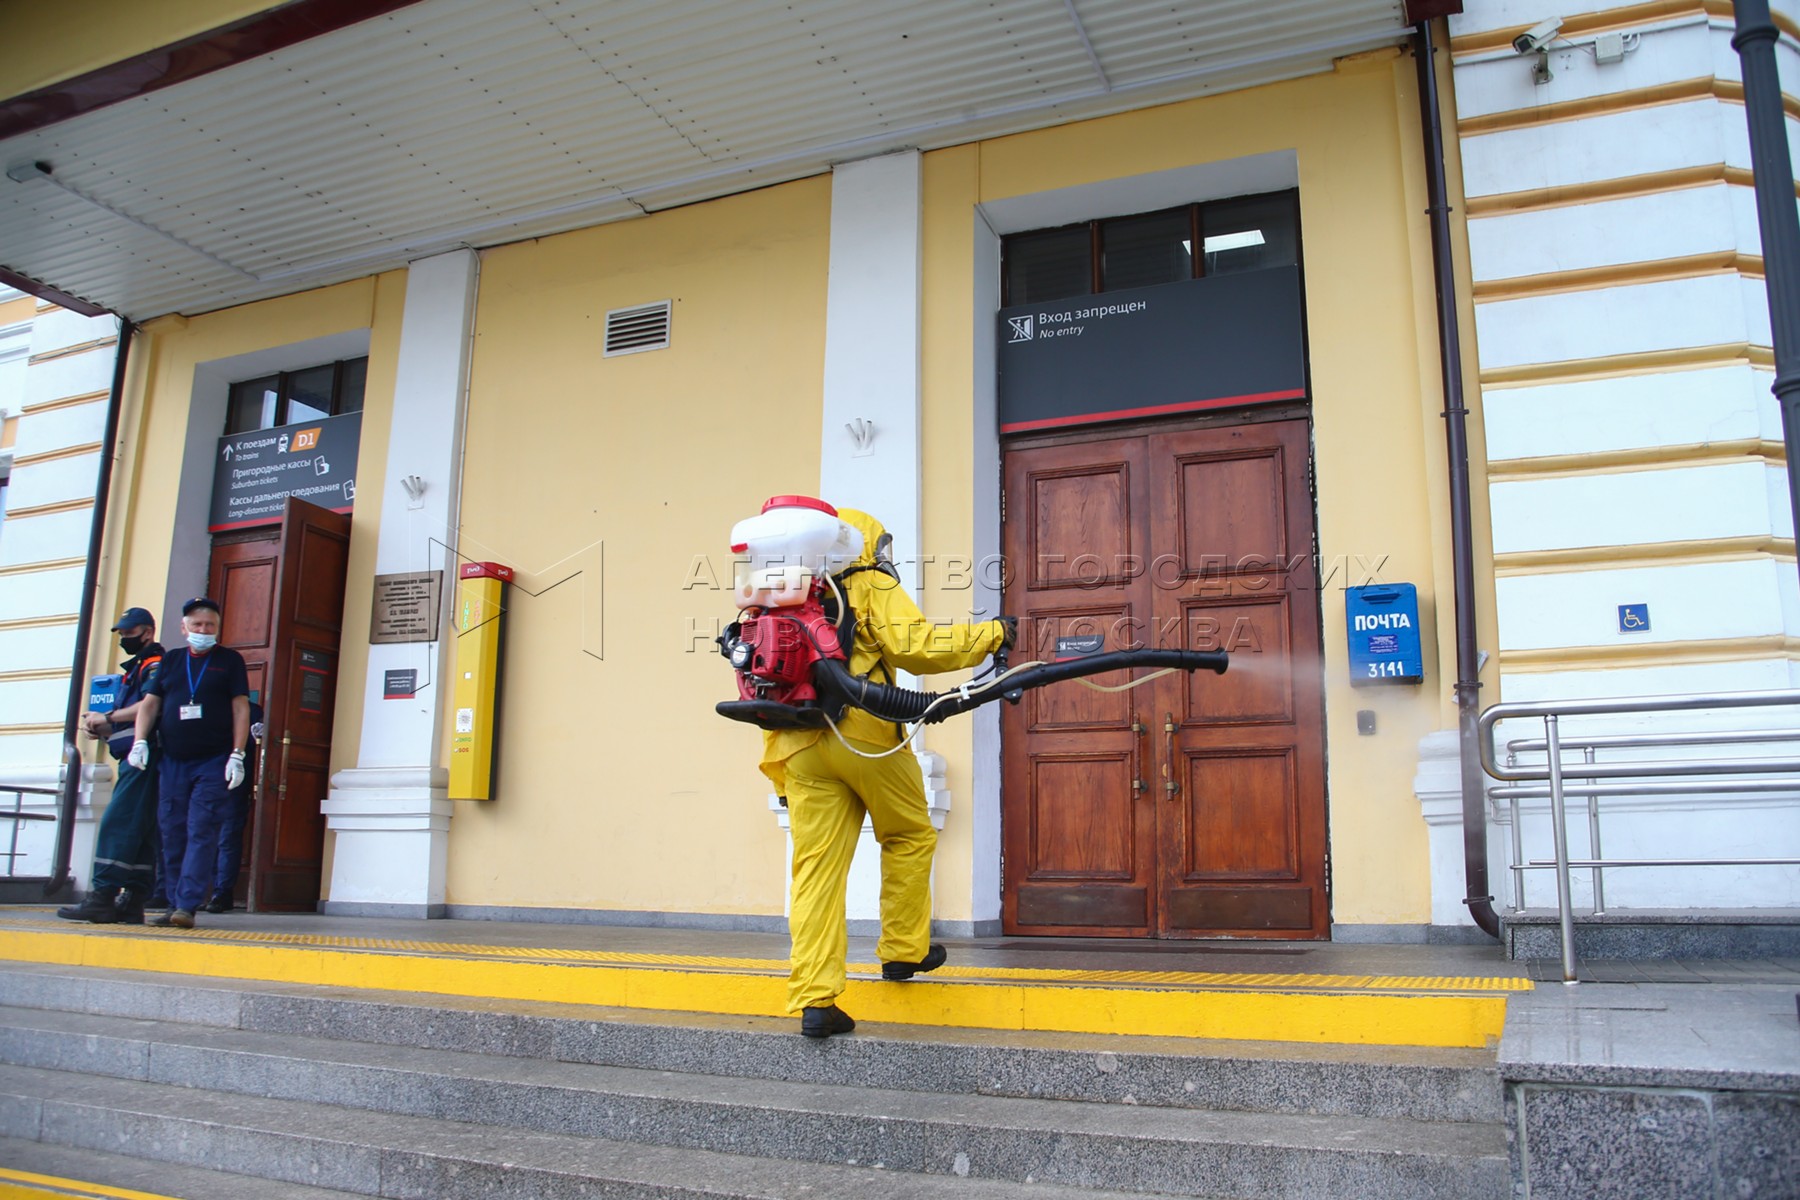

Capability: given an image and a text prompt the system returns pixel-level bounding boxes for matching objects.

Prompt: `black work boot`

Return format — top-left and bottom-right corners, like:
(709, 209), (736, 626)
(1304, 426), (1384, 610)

(881, 943), (947, 981)
(799, 1004), (856, 1038)
(203, 888), (233, 914)
(56, 888), (121, 923)
(113, 890), (147, 925)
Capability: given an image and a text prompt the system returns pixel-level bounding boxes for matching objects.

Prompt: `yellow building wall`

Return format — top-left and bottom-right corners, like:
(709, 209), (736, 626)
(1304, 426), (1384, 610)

(87, 45), (1486, 931)
(89, 275), (406, 868)
(445, 178), (831, 915)
(0, 295), (36, 328)
(912, 49), (1488, 927)
(437, 50), (1488, 929)
(0, 1), (280, 102)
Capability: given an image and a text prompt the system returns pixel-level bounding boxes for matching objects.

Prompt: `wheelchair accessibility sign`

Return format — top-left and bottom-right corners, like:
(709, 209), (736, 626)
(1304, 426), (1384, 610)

(1617, 603), (1650, 634)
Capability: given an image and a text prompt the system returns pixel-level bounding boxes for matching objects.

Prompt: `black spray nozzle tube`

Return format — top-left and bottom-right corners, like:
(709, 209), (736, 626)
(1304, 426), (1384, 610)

(813, 648), (1228, 725)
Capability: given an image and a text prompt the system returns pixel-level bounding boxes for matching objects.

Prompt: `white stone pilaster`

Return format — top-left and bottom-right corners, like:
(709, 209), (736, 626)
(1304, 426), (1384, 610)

(323, 249), (478, 916)
(780, 150), (935, 921)
(1415, 729), (1515, 928)
(320, 767), (451, 916)
(818, 150), (923, 582)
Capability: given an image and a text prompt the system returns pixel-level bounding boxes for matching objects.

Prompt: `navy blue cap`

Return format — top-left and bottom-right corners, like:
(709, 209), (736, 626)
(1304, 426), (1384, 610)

(180, 596), (222, 616)
(110, 607), (155, 632)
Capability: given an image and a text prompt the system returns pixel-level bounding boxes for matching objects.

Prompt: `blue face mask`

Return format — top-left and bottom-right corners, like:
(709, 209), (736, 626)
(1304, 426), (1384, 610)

(187, 632), (219, 653)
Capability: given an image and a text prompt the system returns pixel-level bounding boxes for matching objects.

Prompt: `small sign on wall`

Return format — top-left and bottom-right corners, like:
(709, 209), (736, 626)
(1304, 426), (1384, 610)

(296, 647), (331, 715)
(370, 571), (443, 644)
(383, 668), (418, 700)
(1618, 603), (1650, 634)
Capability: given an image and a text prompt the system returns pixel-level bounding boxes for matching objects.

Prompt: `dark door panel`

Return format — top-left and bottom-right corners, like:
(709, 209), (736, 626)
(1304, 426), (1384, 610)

(210, 497), (349, 913)
(1002, 416), (1327, 939)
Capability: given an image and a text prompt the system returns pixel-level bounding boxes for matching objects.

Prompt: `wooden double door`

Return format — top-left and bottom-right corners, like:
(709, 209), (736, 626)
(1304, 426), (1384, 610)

(206, 497), (351, 912)
(1000, 415), (1328, 939)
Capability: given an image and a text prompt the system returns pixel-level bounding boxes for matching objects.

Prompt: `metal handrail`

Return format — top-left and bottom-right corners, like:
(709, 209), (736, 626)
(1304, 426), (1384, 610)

(1479, 689), (1800, 984)
(2, 785), (59, 880)
(1506, 728), (1800, 757)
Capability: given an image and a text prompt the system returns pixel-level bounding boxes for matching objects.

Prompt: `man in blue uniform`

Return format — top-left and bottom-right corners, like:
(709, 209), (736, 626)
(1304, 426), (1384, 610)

(129, 596), (251, 929)
(57, 607), (164, 924)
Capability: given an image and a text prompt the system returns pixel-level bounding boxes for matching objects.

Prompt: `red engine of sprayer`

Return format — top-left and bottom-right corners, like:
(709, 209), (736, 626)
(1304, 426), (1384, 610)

(727, 586), (845, 708)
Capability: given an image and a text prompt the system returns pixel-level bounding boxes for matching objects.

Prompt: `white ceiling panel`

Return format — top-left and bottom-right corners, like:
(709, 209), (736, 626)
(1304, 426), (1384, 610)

(0, 0), (1409, 319)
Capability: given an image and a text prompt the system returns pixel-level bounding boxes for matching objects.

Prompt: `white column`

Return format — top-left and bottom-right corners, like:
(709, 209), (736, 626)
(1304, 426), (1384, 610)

(322, 250), (478, 917)
(1414, 730), (1513, 929)
(819, 150), (923, 582)
(802, 150), (936, 922)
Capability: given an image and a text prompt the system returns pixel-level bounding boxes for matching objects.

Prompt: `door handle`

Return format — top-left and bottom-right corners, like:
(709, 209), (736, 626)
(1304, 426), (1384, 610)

(1163, 712), (1180, 801)
(1132, 719), (1146, 797)
(277, 730), (291, 800)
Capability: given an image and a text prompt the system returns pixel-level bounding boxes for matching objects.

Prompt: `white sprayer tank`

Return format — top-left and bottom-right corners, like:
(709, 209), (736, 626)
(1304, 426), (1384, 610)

(729, 495), (863, 608)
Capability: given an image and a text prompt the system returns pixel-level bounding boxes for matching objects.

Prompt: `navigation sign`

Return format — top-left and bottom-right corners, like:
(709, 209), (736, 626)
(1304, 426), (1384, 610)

(996, 267), (1306, 433)
(370, 571), (443, 644)
(209, 411), (361, 531)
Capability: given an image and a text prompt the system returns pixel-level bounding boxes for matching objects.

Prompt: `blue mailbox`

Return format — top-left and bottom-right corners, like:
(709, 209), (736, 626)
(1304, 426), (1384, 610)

(1346, 583), (1423, 686)
(88, 674), (123, 713)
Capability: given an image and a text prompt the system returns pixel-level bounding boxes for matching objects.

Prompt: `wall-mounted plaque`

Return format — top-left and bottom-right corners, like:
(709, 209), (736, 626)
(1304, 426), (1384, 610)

(370, 571), (443, 644)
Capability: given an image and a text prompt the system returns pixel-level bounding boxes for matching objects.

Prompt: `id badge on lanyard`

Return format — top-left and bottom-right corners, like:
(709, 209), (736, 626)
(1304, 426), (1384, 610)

(181, 652), (206, 720)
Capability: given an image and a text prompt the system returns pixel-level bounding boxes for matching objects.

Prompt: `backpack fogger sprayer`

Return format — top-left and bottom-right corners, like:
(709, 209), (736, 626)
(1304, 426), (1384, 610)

(714, 496), (1229, 735)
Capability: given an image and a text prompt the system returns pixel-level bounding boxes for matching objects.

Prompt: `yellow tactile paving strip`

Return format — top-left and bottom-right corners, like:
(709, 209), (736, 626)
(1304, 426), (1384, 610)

(0, 916), (1527, 1049)
(0, 914), (1529, 992)
(0, 1168), (174, 1200)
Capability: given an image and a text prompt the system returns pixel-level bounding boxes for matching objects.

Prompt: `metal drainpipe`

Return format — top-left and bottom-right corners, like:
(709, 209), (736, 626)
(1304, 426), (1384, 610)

(1412, 20), (1499, 938)
(1733, 0), (1800, 556)
(48, 316), (135, 896)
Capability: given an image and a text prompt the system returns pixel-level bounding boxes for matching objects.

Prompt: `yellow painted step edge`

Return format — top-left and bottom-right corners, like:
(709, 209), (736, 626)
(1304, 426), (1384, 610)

(0, 1168), (177, 1200)
(0, 914), (1533, 993)
(0, 927), (1510, 1049)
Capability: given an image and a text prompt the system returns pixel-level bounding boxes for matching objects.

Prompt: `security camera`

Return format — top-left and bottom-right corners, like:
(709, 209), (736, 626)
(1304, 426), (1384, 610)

(1512, 18), (1562, 55)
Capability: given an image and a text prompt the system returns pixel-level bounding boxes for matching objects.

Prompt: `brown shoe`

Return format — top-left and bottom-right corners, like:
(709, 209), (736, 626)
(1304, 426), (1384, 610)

(151, 909), (195, 929)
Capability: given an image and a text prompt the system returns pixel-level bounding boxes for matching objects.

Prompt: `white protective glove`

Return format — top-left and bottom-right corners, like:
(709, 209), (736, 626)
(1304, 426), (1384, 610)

(126, 740), (150, 770)
(225, 750), (246, 790)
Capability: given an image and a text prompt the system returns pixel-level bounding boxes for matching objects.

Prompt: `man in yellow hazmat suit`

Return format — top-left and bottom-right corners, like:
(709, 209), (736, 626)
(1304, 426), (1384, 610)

(760, 508), (1012, 1038)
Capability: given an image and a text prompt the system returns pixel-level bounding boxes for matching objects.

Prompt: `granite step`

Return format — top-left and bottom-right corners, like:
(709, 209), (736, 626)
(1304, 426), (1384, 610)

(0, 961), (1503, 1124)
(1502, 909), (1800, 962)
(0, 1004), (1507, 1199)
(0, 1062), (1161, 1200)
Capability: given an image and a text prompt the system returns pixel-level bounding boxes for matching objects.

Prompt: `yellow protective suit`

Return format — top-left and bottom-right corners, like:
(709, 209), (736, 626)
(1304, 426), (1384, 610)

(760, 508), (1006, 1012)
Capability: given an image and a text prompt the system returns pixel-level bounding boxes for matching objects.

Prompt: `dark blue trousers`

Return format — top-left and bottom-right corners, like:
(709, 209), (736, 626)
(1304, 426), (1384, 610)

(91, 756), (159, 895)
(214, 779), (251, 898)
(157, 752), (232, 914)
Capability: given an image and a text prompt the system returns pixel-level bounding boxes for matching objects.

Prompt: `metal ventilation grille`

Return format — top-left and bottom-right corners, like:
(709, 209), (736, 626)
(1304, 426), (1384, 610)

(604, 301), (672, 357)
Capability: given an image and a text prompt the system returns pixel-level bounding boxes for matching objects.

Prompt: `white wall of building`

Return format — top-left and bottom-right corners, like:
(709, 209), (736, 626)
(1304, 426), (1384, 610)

(1434, 2), (1800, 921)
(0, 300), (121, 887)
